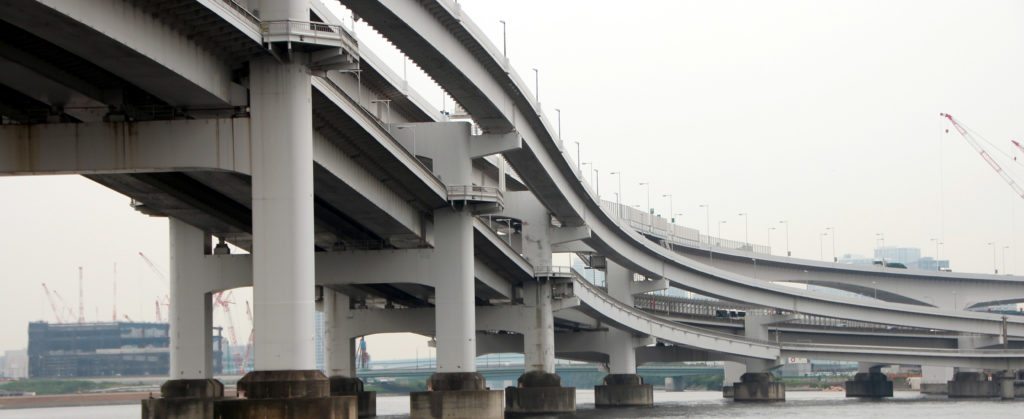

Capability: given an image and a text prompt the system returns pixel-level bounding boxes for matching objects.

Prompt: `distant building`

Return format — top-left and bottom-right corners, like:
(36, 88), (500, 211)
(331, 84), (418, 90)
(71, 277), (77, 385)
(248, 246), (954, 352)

(28, 322), (222, 378)
(1, 349), (28, 379)
(874, 246), (922, 267)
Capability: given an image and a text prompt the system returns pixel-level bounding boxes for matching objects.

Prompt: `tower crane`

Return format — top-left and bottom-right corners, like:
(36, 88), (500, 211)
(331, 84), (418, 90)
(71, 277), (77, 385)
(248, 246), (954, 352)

(941, 113), (1024, 199)
(213, 291), (242, 372)
(242, 300), (254, 373)
(41, 283), (66, 323)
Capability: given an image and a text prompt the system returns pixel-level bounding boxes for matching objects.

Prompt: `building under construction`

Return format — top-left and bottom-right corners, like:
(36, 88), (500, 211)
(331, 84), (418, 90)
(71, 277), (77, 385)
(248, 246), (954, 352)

(28, 322), (223, 378)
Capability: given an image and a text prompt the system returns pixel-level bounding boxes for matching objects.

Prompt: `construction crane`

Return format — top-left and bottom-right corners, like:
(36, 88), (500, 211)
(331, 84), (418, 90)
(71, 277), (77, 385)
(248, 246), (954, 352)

(139, 252), (172, 322)
(242, 300), (254, 373)
(52, 290), (76, 322)
(41, 283), (66, 323)
(213, 291), (242, 372)
(155, 300), (163, 322)
(941, 113), (1024, 199)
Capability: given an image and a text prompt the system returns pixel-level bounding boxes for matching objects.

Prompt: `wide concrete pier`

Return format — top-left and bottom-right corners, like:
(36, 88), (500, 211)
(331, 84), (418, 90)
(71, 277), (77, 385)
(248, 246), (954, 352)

(595, 374), (654, 407)
(948, 372), (997, 398)
(505, 371), (575, 415)
(409, 373), (503, 419)
(732, 372), (785, 402)
(330, 376), (377, 418)
(216, 371), (356, 418)
(141, 379), (223, 419)
(845, 370), (893, 398)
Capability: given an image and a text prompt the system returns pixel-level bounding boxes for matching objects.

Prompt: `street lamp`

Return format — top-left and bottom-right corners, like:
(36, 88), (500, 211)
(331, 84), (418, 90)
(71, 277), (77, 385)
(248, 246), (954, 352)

(573, 141), (581, 171)
(989, 242), (998, 274)
(639, 182), (651, 215)
(819, 232), (828, 261)
(700, 204), (712, 258)
(930, 238), (941, 261)
(1003, 246), (1010, 275)
(825, 226), (836, 262)
(581, 162), (592, 185)
(718, 220), (727, 240)
(738, 212), (749, 246)
(778, 220), (790, 256)
(610, 171), (623, 218)
(767, 227), (776, 255)
(532, 68), (539, 103)
(555, 108), (561, 140)
(499, 20), (507, 57)
(663, 194), (674, 223)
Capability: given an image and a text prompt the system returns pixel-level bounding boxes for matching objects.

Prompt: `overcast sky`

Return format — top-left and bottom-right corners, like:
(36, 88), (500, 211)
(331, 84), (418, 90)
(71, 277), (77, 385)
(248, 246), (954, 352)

(3, 0), (1024, 359)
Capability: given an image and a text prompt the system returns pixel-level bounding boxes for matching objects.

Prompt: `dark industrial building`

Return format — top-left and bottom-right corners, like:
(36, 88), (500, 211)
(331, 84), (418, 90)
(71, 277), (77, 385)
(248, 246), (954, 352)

(28, 322), (223, 378)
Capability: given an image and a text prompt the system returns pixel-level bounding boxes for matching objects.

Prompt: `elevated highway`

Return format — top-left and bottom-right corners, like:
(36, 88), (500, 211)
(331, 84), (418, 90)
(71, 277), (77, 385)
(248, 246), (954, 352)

(3, 0), (1024, 415)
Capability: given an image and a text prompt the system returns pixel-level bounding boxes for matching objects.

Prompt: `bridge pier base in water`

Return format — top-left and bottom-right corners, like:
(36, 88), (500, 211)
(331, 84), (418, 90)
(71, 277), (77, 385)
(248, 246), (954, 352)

(948, 371), (998, 398)
(845, 370), (893, 398)
(595, 374), (654, 407)
(409, 372), (503, 419)
(505, 371), (576, 415)
(732, 372), (785, 402)
(330, 376), (377, 418)
(215, 370), (356, 418)
(141, 379), (224, 419)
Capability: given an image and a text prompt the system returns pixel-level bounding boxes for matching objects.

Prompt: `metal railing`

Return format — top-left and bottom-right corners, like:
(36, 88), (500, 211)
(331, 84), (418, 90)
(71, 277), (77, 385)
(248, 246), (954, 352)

(599, 200), (771, 254)
(260, 20), (357, 51)
(447, 185), (503, 203)
(218, 0), (260, 25)
(534, 265), (572, 278)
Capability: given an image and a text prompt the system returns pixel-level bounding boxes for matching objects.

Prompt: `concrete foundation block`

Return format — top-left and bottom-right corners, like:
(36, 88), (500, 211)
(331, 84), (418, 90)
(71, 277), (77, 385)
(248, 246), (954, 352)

(141, 378), (224, 419)
(845, 372), (893, 398)
(948, 372), (998, 398)
(504, 372), (575, 415)
(733, 372), (785, 402)
(594, 374), (653, 407)
(410, 372), (503, 419)
(505, 386), (576, 415)
(212, 370), (356, 419)
(920, 383), (948, 394)
(410, 389), (504, 418)
(329, 376), (376, 418)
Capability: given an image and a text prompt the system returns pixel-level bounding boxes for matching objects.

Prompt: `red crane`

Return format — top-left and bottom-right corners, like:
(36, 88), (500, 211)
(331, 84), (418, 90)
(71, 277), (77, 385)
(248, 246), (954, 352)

(242, 300), (254, 373)
(941, 113), (1024, 199)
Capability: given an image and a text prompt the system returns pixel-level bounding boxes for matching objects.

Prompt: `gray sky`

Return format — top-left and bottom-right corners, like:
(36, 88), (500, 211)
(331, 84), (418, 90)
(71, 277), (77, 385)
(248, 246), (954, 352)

(3, 0), (1024, 358)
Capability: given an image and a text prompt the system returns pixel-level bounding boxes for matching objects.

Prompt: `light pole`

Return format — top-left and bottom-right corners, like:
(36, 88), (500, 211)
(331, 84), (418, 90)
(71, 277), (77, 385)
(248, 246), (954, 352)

(674, 213), (684, 226)
(930, 238), (941, 260)
(875, 233), (885, 249)
(826, 226), (836, 262)
(663, 194), (674, 223)
(767, 227), (776, 255)
(1003, 246), (1010, 275)
(555, 108), (561, 140)
(582, 162), (592, 185)
(574, 141), (581, 171)
(610, 171), (623, 218)
(700, 204), (712, 258)
(499, 20), (506, 57)
(779, 220), (790, 256)
(718, 220), (727, 240)
(819, 232), (827, 261)
(639, 182), (651, 215)
(989, 242), (997, 274)
(532, 68), (539, 103)
(872, 280), (878, 299)
(593, 168), (600, 199)
(738, 212), (749, 246)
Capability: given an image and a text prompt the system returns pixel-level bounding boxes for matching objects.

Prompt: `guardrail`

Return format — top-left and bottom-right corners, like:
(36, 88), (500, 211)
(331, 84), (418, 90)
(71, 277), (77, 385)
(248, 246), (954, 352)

(260, 20), (357, 52)
(598, 200), (771, 254)
(534, 265), (572, 278)
(218, 0), (260, 25)
(447, 185), (504, 203)
(568, 269), (782, 351)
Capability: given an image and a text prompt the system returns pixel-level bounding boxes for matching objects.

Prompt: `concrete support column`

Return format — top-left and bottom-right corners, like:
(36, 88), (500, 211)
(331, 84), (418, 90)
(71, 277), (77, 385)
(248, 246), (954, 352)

(921, 365), (954, 394)
(250, 52), (316, 372)
(433, 208), (477, 373)
(523, 279), (555, 374)
(506, 278), (575, 414)
(324, 289), (376, 417)
(168, 218), (214, 379)
(594, 261), (652, 408)
(998, 370), (1016, 400)
(722, 361), (746, 398)
(143, 219), (225, 419)
(845, 365), (893, 398)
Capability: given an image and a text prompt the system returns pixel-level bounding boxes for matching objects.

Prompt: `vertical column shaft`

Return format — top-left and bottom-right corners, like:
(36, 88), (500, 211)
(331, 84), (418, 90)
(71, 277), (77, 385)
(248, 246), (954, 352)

(250, 54), (315, 371)
(168, 218), (213, 379)
(607, 329), (637, 374)
(324, 289), (356, 377)
(434, 209), (476, 372)
(523, 280), (555, 374)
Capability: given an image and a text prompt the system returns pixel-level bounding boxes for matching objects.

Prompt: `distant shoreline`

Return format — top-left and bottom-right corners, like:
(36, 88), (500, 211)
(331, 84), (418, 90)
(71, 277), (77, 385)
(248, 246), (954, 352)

(0, 391), (151, 410)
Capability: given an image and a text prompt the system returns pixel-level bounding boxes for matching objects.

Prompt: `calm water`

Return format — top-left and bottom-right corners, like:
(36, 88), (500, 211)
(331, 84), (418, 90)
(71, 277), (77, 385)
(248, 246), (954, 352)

(2, 390), (1022, 418)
